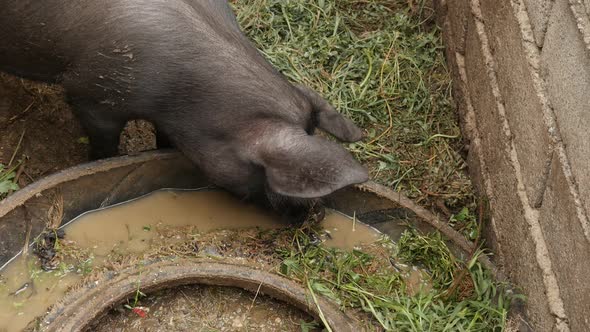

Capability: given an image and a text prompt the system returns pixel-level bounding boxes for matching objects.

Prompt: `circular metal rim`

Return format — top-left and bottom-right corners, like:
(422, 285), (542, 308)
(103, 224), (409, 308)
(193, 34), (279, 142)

(38, 259), (362, 332)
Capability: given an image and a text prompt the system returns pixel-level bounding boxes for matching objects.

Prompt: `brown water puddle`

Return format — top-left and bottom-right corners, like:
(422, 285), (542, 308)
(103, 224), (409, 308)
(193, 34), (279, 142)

(0, 190), (382, 332)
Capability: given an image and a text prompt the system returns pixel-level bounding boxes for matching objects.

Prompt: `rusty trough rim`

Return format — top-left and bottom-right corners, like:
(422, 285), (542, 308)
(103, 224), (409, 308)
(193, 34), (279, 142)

(0, 150), (504, 281)
(38, 259), (363, 332)
(0, 150), (181, 219)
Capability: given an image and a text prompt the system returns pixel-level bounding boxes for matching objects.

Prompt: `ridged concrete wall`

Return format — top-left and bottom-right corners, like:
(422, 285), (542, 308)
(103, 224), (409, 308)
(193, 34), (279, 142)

(434, 1), (590, 331)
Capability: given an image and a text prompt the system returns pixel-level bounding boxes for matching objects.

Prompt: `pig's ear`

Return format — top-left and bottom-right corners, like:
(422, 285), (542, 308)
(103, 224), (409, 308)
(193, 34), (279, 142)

(295, 84), (364, 143)
(259, 129), (369, 198)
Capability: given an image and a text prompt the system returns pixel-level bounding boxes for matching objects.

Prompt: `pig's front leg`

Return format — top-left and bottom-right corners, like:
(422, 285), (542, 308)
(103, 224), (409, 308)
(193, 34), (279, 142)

(68, 98), (127, 160)
(155, 127), (173, 149)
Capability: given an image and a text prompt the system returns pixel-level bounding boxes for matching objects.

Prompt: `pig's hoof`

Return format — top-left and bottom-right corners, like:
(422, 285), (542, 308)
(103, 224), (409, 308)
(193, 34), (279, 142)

(311, 205), (326, 222)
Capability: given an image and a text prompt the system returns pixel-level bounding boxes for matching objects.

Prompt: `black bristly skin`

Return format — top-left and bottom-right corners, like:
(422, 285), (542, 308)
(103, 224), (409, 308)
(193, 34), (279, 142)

(0, 0), (369, 221)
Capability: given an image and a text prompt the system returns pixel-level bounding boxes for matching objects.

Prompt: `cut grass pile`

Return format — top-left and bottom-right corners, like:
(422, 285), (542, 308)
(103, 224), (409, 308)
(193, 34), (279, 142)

(232, 0), (474, 212)
(277, 225), (516, 331)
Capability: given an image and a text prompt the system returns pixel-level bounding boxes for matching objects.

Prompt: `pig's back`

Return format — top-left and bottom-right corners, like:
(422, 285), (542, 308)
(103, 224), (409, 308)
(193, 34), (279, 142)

(0, 0), (244, 83)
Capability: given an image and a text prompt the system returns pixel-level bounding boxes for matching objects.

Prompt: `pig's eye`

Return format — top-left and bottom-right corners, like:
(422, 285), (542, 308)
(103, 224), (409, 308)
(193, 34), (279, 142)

(305, 110), (318, 135)
(305, 120), (316, 135)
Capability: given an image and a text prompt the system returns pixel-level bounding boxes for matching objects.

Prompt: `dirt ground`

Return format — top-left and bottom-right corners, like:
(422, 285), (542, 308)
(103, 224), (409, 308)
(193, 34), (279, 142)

(0, 72), (156, 189)
(95, 285), (317, 332)
(0, 73), (88, 183)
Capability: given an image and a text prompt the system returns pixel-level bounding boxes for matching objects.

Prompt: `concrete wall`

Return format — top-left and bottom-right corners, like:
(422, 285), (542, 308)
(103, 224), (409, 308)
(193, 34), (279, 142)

(434, 1), (590, 331)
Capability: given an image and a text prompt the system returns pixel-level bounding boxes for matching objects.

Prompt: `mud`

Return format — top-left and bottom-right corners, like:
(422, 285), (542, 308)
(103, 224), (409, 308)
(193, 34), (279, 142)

(0, 190), (382, 332)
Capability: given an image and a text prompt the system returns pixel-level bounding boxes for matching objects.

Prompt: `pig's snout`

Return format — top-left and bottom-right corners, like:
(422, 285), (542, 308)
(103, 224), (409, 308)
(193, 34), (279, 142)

(264, 190), (325, 224)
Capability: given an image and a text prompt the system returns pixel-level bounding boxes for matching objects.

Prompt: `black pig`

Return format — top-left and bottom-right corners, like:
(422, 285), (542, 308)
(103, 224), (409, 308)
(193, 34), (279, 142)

(0, 0), (368, 220)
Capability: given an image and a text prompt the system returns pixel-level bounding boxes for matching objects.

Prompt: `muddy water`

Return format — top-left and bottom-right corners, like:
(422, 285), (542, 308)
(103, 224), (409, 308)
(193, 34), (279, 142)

(0, 190), (381, 332)
(0, 258), (79, 332)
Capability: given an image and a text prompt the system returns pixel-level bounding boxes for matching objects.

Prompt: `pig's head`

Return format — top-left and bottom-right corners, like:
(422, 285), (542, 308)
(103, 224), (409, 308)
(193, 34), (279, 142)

(248, 84), (368, 222)
(259, 84), (367, 195)
(180, 83), (369, 223)
(253, 122), (367, 222)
